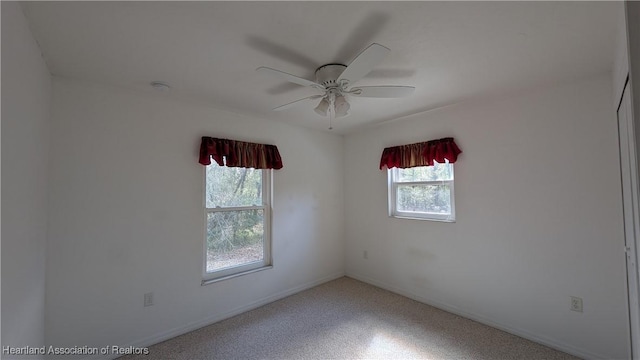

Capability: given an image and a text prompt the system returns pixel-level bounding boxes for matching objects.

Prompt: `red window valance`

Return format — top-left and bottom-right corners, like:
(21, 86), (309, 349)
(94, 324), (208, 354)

(199, 136), (283, 169)
(379, 137), (462, 169)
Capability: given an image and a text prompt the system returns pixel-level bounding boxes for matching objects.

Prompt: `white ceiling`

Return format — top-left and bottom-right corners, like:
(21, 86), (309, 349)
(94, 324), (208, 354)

(22, 1), (619, 134)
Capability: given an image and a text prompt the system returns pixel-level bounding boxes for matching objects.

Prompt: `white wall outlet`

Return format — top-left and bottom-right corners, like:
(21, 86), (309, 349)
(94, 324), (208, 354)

(144, 292), (154, 307)
(363, 250), (368, 260)
(570, 296), (583, 312)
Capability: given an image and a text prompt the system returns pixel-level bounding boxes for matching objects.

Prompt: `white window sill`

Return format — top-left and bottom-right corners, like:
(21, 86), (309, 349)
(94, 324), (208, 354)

(390, 214), (456, 223)
(201, 265), (273, 286)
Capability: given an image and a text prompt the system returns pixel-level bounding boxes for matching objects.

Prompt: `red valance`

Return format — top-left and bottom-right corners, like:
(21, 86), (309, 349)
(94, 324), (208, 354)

(379, 137), (462, 169)
(199, 136), (283, 169)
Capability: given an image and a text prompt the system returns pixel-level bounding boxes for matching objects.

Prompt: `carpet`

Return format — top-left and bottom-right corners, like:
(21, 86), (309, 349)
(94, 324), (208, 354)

(120, 277), (579, 360)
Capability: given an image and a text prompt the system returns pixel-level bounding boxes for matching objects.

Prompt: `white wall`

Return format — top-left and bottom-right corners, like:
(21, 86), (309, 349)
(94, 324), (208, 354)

(344, 74), (629, 359)
(45, 78), (344, 356)
(1, 2), (51, 358)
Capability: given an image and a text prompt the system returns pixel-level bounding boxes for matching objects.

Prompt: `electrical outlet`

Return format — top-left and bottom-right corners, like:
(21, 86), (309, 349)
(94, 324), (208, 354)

(570, 296), (583, 312)
(144, 292), (154, 307)
(363, 250), (368, 260)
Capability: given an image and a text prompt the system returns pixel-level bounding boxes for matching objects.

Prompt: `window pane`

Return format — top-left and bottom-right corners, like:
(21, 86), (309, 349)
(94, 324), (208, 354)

(397, 184), (451, 214)
(206, 164), (262, 208)
(397, 162), (452, 182)
(206, 209), (264, 273)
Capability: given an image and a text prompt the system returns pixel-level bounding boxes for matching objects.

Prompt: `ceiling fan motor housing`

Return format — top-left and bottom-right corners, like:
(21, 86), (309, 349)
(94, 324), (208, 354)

(315, 64), (347, 88)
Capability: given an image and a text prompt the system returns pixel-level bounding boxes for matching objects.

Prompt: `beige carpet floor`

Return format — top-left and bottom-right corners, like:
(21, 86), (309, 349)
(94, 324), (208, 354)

(120, 277), (579, 360)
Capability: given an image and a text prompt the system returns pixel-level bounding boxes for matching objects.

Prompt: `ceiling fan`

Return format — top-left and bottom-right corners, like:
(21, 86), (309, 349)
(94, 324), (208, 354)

(256, 43), (414, 126)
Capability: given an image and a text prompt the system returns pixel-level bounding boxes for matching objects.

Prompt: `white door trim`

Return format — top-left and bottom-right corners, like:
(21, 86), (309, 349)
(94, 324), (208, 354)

(618, 77), (640, 359)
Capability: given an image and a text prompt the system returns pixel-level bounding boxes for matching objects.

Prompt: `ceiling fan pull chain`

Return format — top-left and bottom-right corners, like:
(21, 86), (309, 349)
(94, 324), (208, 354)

(329, 107), (334, 130)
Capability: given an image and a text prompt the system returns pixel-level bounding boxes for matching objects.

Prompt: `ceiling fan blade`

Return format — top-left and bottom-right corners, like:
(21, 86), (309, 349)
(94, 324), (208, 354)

(337, 43), (390, 84)
(350, 86), (415, 98)
(247, 36), (319, 69)
(273, 95), (323, 111)
(257, 67), (324, 89)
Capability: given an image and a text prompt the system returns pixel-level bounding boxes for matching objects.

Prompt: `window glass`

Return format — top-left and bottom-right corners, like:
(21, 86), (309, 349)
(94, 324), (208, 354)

(204, 163), (271, 282)
(397, 163), (452, 182)
(397, 184), (452, 214)
(389, 162), (455, 221)
(206, 166), (262, 208)
(206, 209), (265, 272)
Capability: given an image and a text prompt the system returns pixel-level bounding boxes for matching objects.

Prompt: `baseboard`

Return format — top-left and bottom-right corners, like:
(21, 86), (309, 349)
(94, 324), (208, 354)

(345, 271), (607, 360)
(85, 271), (345, 360)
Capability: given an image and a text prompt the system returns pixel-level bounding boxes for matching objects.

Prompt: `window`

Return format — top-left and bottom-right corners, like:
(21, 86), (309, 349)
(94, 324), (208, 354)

(388, 162), (455, 221)
(203, 162), (271, 282)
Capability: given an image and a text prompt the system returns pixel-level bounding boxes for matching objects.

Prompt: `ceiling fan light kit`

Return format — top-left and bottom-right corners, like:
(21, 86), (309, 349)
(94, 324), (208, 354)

(314, 98), (330, 116)
(334, 95), (350, 117)
(257, 43), (415, 129)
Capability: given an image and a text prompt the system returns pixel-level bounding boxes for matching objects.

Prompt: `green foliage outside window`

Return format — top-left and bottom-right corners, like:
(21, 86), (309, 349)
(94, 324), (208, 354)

(395, 162), (453, 215)
(205, 165), (265, 271)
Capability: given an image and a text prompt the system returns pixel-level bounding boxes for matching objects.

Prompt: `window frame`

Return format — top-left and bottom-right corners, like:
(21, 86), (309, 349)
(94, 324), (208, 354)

(202, 164), (272, 284)
(387, 164), (456, 222)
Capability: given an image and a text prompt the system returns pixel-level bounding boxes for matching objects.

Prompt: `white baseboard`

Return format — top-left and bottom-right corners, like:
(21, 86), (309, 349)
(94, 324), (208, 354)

(346, 271), (607, 360)
(85, 271), (345, 360)
(84, 270), (605, 360)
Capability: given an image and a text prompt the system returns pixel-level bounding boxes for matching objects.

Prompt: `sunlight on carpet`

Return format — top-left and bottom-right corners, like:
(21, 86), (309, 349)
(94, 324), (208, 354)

(364, 331), (433, 359)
